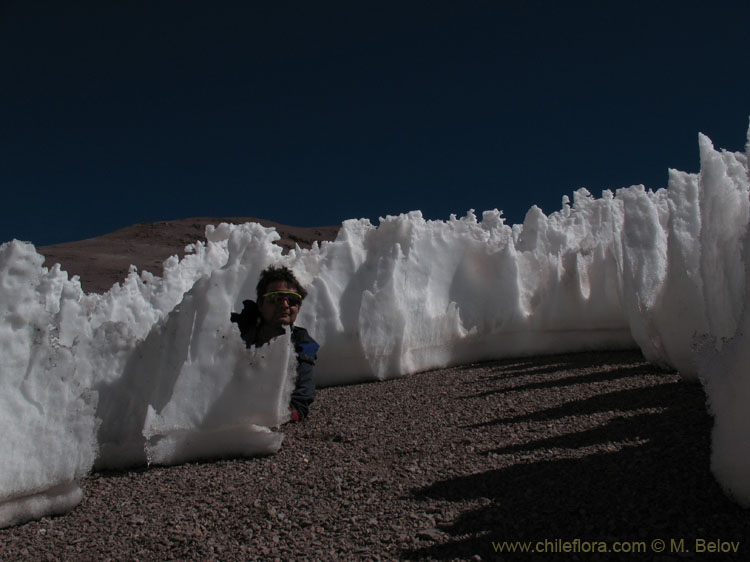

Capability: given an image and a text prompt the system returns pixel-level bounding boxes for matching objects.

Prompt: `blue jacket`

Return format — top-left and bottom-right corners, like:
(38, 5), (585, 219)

(290, 326), (319, 419)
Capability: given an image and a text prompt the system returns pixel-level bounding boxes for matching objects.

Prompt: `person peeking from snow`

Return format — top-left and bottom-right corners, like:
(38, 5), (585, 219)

(230, 265), (319, 422)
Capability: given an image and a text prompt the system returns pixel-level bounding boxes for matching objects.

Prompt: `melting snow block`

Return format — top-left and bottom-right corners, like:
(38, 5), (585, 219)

(0, 241), (98, 528)
(143, 331), (296, 466)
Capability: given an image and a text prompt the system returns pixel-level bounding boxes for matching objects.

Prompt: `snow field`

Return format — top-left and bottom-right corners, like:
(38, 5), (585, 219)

(1, 124), (749, 527)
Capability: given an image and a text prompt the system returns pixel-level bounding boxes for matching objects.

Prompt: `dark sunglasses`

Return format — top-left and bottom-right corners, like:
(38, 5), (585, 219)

(262, 291), (302, 307)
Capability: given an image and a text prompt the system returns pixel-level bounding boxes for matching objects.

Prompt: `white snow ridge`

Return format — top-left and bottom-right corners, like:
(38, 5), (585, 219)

(1, 123), (749, 527)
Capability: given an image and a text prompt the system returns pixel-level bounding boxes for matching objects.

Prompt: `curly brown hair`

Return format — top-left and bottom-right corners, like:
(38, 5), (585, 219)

(255, 265), (308, 303)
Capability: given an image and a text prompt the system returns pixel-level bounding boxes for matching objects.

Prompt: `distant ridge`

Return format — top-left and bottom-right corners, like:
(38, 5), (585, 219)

(38, 217), (340, 293)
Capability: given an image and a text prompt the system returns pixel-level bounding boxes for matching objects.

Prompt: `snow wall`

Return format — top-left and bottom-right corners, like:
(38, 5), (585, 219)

(1, 125), (749, 527)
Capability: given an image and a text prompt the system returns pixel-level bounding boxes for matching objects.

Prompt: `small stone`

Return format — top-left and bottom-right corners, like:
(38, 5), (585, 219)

(416, 528), (444, 541)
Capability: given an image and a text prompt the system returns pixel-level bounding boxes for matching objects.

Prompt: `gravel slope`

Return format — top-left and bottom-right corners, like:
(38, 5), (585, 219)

(1, 350), (748, 561)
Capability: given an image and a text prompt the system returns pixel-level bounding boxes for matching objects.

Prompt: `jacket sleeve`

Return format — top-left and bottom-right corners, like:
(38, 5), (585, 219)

(230, 300), (259, 348)
(290, 327), (319, 419)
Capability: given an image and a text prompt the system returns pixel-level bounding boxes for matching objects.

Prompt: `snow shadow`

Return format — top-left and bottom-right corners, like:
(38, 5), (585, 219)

(404, 375), (750, 560)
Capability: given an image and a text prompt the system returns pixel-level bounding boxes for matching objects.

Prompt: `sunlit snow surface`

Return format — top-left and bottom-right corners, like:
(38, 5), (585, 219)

(1, 127), (749, 527)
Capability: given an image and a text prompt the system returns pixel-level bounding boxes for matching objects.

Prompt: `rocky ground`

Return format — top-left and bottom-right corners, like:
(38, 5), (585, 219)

(1, 350), (748, 561)
(2, 218), (748, 560)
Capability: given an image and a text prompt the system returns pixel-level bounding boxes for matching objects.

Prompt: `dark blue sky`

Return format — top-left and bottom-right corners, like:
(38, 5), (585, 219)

(2, 1), (749, 246)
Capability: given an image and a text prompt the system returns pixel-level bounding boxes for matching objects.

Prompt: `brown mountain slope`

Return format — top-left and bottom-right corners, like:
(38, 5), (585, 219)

(37, 217), (340, 293)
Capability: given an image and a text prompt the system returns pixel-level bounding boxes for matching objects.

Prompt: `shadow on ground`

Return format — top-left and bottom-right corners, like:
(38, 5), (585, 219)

(404, 363), (750, 561)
